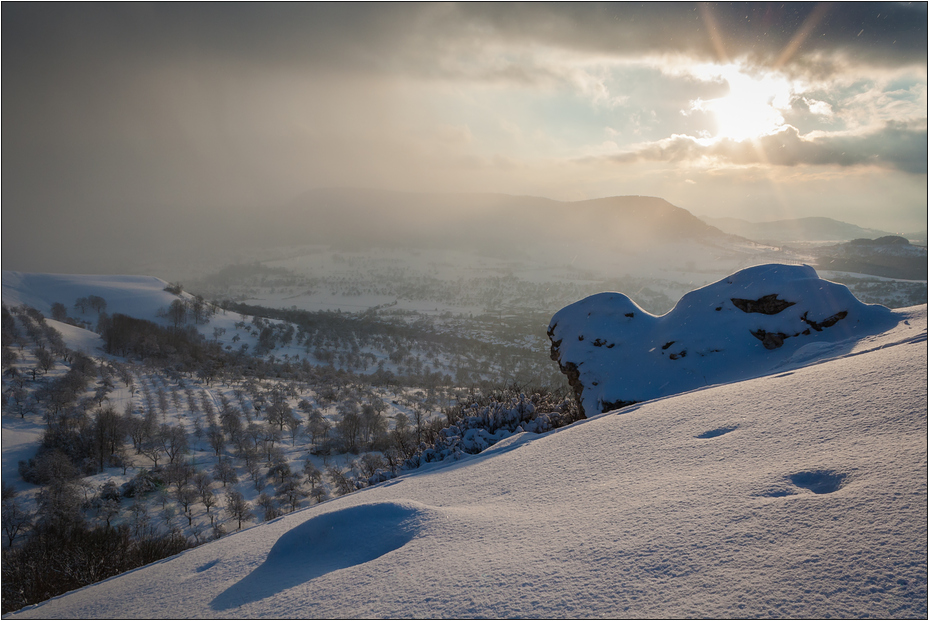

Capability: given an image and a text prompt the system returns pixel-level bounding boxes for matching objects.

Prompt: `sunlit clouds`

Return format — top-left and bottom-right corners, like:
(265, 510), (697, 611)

(2, 2), (926, 273)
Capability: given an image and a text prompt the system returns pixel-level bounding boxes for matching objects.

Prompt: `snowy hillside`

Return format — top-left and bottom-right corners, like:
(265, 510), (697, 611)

(1, 272), (179, 324)
(7, 303), (926, 619)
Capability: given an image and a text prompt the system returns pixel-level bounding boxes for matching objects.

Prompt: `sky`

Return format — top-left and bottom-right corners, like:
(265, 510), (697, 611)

(2, 3), (927, 272)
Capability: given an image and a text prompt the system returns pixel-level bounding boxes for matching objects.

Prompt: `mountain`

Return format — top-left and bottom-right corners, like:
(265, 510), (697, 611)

(7, 299), (925, 619)
(264, 189), (736, 252)
(700, 215), (894, 243)
(813, 236), (929, 280)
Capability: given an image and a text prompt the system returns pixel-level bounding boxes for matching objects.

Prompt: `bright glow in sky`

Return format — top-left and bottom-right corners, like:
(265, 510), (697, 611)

(2, 3), (926, 273)
(689, 65), (793, 141)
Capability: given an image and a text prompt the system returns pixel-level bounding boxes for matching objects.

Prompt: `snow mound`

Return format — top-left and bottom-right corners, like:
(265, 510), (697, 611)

(211, 501), (427, 610)
(548, 264), (898, 416)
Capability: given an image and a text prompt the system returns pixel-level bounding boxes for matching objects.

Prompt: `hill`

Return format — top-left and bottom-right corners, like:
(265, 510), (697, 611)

(813, 236), (929, 281)
(701, 215), (894, 243)
(268, 189), (737, 254)
(7, 301), (926, 619)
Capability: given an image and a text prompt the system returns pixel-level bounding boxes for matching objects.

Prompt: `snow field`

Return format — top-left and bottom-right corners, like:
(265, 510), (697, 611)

(9, 306), (926, 619)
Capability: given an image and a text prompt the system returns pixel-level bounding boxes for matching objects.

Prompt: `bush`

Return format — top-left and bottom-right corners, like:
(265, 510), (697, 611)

(121, 470), (163, 498)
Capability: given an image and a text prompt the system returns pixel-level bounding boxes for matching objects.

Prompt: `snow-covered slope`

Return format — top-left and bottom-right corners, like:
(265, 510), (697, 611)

(1, 272), (178, 323)
(7, 305), (926, 619)
(548, 264), (899, 416)
(1, 271), (275, 358)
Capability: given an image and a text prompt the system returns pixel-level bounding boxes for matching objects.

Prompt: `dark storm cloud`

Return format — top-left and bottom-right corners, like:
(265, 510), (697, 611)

(607, 120), (928, 174)
(4, 3), (925, 80)
(457, 2), (927, 68)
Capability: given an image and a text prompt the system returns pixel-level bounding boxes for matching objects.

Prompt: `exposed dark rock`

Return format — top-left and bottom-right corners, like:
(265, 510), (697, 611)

(600, 398), (639, 412)
(801, 310), (848, 331)
(559, 360), (587, 418)
(750, 329), (791, 350)
(731, 294), (795, 315)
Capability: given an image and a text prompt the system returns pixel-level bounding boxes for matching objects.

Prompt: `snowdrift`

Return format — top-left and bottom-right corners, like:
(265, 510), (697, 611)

(6, 304), (926, 619)
(548, 264), (899, 416)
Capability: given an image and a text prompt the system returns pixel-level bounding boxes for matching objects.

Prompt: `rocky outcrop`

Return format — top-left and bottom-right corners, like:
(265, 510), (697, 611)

(548, 264), (898, 418)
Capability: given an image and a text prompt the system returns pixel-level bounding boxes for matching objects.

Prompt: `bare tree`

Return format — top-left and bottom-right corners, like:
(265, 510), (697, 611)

(327, 464), (355, 496)
(87, 295), (107, 314)
(50, 302), (68, 322)
(160, 424), (189, 465)
(161, 299), (188, 329)
(303, 460), (322, 488)
(207, 424), (226, 457)
(2, 496), (33, 546)
(35, 347), (55, 374)
(225, 490), (253, 530)
(285, 412), (302, 446)
(176, 486), (198, 526)
(278, 475), (308, 512)
(73, 297), (89, 314)
(202, 489), (217, 518)
(256, 493), (281, 522)
(213, 459), (238, 487)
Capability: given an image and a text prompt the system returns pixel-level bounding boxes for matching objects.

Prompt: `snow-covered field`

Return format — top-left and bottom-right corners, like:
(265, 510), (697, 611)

(7, 300), (926, 619)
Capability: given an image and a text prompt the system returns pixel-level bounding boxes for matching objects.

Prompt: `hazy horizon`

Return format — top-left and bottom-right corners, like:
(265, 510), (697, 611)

(3, 3), (926, 275)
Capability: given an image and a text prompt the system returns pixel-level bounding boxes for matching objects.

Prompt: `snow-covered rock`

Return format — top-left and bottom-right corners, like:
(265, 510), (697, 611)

(548, 264), (898, 416)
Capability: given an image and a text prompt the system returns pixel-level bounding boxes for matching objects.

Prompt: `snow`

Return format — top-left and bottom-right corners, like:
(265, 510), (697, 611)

(1, 272), (178, 323)
(1, 271), (301, 360)
(548, 264), (900, 415)
(0, 418), (44, 492)
(6, 304), (926, 619)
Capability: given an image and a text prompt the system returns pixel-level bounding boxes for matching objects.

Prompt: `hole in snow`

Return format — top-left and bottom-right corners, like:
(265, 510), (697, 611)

(789, 470), (847, 494)
(696, 426), (737, 439)
(211, 501), (426, 611)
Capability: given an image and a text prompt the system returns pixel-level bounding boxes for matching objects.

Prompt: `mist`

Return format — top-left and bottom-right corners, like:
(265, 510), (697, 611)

(2, 3), (926, 276)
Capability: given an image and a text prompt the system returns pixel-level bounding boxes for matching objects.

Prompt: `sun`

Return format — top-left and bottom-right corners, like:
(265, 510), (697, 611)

(696, 66), (793, 142)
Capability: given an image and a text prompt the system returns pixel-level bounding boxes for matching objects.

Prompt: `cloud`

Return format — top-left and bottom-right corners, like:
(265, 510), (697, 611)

(4, 4), (924, 86)
(606, 121), (927, 174)
(2, 3), (925, 274)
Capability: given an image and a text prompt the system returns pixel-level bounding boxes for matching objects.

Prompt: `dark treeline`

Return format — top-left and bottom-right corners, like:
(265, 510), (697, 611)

(2, 505), (189, 613)
(220, 301), (446, 344)
(101, 314), (219, 365)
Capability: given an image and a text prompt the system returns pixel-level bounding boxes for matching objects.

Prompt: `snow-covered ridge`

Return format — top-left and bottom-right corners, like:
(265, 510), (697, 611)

(2, 271), (178, 324)
(548, 264), (899, 416)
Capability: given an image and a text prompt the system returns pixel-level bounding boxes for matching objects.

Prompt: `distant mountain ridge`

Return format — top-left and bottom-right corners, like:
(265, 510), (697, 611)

(266, 189), (735, 252)
(700, 215), (895, 243)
